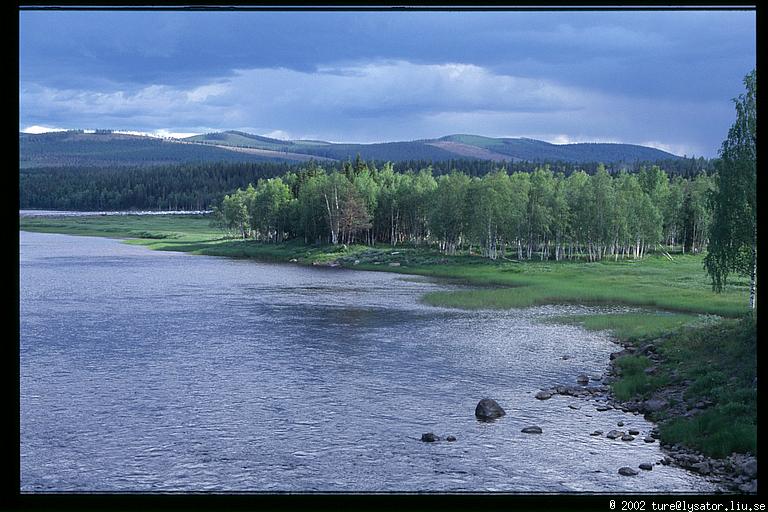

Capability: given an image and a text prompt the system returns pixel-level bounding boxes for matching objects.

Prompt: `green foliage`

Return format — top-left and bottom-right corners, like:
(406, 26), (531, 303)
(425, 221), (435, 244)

(704, 69), (757, 303)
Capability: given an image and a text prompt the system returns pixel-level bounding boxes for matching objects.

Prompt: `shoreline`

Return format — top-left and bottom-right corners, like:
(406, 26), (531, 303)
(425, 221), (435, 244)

(19, 225), (756, 493)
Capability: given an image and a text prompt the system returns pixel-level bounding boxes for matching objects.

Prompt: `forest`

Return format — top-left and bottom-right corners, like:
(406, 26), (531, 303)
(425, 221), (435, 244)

(211, 162), (715, 262)
(19, 156), (711, 212)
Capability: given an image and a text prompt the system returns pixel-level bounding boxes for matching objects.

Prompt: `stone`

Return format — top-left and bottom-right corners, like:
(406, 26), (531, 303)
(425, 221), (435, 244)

(691, 462), (711, 475)
(617, 421), (624, 427)
(618, 467), (638, 476)
(535, 391), (552, 400)
(421, 433), (439, 442)
(639, 463), (653, 471)
(628, 429), (640, 435)
(642, 398), (668, 413)
(621, 434), (635, 441)
(606, 430), (623, 440)
(568, 404), (581, 410)
(576, 374), (590, 385)
(643, 437), (656, 443)
(590, 430), (603, 436)
(596, 405), (612, 412)
(561, 355), (571, 360)
(446, 435), (457, 442)
(475, 398), (506, 420)
(739, 480), (758, 494)
(740, 459), (758, 478)
(521, 426), (543, 434)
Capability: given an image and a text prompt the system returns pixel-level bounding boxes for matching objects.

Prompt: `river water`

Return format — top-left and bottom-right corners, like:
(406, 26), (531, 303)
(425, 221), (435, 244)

(19, 231), (714, 493)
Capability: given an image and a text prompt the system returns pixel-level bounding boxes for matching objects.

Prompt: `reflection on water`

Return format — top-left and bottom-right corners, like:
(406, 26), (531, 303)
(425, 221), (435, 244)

(20, 231), (713, 492)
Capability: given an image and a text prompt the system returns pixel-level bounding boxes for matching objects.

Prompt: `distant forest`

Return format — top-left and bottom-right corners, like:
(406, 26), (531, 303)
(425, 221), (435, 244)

(19, 156), (712, 212)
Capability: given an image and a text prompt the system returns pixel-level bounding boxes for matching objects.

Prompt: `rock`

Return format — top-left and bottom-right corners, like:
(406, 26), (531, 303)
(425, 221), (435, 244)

(521, 426), (543, 434)
(637, 344), (655, 356)
(621, 434), (635, 441)
(475, 398), (506, 420)
(576, 374), (589, 385)
(642, 398), (668, 413)
(561, 355), (571, 360)
(691, 462), (711, 475)
(618, 467), (638, 476)
(596, 405), (612, 412)
(606, 430), (623, 439)
(643, 437), (656, 443)
(535, 391), (552, 400)
(421, 433), (439, 442)
(617, 421), (624, 427)
(610, 349), (631, 360)
(740, 459), (758, 478)
(446, 435), (457, 442)
(568, 404), (581, 410)
(628, 429), (640, 435)
(739, 480), (758, 494)
(639, 463), (653, 471)
(590, 430), (603, 436)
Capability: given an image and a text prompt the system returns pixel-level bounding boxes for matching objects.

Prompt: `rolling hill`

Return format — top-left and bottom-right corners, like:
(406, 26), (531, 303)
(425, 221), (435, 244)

(19, 130), (682, 168)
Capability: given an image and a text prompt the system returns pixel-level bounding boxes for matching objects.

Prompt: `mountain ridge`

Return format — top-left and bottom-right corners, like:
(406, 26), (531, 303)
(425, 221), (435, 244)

(19, 129), (683, 168)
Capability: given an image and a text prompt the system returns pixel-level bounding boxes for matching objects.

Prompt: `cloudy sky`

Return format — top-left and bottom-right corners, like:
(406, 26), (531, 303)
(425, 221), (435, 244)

(19, 8), (755, 157)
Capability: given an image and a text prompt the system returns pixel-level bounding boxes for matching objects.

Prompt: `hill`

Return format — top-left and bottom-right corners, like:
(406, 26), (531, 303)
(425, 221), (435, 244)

(19, 130), (682, 168)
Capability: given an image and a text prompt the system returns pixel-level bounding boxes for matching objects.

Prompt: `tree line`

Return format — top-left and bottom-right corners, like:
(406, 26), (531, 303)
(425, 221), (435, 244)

(212, 162), (715, 261)
(20, 156), (712, 213)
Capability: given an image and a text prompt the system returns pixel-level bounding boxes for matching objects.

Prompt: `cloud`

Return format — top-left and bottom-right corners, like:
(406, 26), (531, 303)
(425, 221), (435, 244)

(21, 125), (69, 134)
(20, 59), (733, 155)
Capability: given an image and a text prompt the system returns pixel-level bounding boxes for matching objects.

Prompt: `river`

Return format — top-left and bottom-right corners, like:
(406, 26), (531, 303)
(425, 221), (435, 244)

(19, 231), (714, 492)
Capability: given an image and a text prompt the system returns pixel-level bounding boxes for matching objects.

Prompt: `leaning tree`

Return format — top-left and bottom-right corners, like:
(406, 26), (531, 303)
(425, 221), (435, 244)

(704, 69), (757, 308)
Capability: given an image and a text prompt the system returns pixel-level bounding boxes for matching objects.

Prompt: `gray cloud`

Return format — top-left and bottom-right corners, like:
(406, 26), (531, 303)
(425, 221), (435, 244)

(19, 9), (755, 156)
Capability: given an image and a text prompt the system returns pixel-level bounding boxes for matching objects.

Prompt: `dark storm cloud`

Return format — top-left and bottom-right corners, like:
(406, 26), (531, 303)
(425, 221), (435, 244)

(19, 9), (755, 156)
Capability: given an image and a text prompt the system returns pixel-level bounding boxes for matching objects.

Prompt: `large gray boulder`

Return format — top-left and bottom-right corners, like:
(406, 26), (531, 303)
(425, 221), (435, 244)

(475, 398), (506, 420)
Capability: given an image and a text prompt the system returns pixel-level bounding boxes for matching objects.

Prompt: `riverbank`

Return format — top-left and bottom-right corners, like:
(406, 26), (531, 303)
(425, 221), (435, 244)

(548, 312), (757, 493)
(19, 213), (756, 490)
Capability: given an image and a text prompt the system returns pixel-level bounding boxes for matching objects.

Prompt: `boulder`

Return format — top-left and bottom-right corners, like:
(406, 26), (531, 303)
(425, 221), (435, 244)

(618, 467), (638, 476)
(521, 426), (543, 434)
(421, 432), (439, 442)
(590, 430), (603, 436)
(535, 391), (552, 400)
(576, 374), (590, 385)
(628, 429), (640, 435)
(741, 459), (758, 478)
(691, 462), (711, 475)
(643, 437), (656, 443)
(446, 435), (457, 442)
(606, 430), (623, 439)
(621, 434), (635, 441)
(475, 398), (506, 420)
(642, 398), (668, 413)
(639, 463), (653, 471)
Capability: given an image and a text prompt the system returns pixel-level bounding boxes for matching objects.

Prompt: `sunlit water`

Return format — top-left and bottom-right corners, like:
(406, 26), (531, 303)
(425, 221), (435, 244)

(19, 231), (714, 493)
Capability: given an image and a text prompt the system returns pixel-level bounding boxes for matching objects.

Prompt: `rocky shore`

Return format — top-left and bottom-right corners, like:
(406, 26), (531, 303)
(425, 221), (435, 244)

(535, 338), (757, 493)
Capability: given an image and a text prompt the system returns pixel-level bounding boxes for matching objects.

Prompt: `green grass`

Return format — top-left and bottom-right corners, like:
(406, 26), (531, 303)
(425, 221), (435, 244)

(544, 311), (704, 341)
(20, 214), (750, 318)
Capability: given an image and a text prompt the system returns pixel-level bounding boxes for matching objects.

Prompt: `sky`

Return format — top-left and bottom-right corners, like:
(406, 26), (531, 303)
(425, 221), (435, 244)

(19, 8), (755, 157)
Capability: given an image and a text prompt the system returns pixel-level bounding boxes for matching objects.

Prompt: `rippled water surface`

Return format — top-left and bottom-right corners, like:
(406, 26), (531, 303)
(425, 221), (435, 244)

(20, 231), (714, 493)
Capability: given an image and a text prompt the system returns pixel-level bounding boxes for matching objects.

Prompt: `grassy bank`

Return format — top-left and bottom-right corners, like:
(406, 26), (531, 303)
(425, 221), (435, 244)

(20, 214), (749, 318)
(550, 311), (756, 458)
